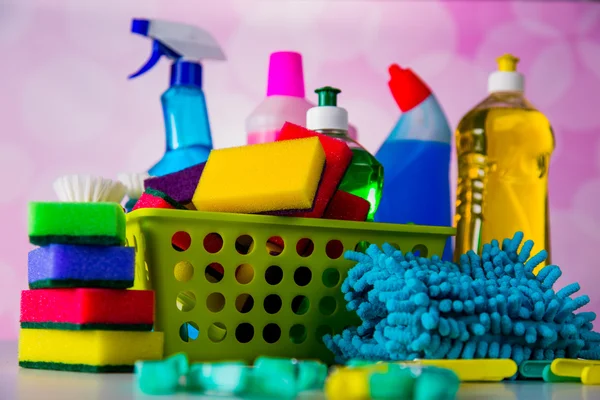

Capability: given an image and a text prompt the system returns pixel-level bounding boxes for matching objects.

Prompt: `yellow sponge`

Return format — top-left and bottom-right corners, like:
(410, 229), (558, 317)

(192, 137), (326, 213)
(18, 329), (164, 372)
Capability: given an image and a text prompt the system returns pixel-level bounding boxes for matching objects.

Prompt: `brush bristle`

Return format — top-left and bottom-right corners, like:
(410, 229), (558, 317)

(118, 172), (150, 199)
(54, 175), (126, 203)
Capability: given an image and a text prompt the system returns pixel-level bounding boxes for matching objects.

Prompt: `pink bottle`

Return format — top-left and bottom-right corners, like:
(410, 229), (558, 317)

(246, 51), (357, 144)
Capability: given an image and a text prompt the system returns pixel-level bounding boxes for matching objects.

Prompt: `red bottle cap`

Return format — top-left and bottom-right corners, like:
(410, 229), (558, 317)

(388, 64), (431, 112)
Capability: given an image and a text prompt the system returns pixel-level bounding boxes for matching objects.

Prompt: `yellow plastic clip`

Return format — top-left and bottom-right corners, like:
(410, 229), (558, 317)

(325, 364), (388, 400)
(551, 358), (600, 384)
(582, 365), (600, 385)
(400, 359), (517, 382)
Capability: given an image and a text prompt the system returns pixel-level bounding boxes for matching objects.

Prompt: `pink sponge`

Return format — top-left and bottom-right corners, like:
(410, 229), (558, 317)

(323, 190), (370, 222)
(272, 123), (353, 218)
(20, 288), (154, 331)
(144, 163), (205, 204)
(133, 188), (186, 211)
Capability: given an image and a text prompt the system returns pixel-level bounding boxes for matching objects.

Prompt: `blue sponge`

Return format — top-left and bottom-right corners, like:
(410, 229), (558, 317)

(324, 232), (600, 369)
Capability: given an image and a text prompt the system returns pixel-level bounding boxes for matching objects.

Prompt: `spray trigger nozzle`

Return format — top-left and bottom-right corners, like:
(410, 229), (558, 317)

(129, 40), (180, 79)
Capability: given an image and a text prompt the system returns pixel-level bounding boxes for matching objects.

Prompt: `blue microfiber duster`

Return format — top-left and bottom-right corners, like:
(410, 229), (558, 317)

(324, 232), (600, 368)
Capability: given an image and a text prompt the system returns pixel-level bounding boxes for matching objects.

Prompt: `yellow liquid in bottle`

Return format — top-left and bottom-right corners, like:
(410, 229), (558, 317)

(454, 92), (554, 273)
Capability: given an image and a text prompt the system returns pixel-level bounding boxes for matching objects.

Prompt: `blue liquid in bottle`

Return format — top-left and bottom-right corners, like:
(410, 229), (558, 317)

(375, 66), (453, 260)
(149, 61), (214, 177)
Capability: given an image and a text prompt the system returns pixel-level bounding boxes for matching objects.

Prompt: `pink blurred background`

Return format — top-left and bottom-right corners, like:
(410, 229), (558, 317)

(0, 0), (599, 339)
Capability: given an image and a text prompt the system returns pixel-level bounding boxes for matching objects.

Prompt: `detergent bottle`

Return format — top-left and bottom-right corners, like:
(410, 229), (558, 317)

(129, 18), (226, 176)
(246, 51), (358, 145)
(307, 86), (383, 221)
(454, 54), (554, 272)
(375, 65), (452, 260)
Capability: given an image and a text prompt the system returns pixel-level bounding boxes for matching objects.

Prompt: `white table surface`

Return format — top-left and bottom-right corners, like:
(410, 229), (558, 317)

(1, 341), (599, 399)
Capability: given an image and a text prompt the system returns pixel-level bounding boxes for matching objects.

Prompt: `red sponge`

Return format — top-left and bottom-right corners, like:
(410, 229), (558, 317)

(20, 288), (154, 330)
(273, 122), (353, 218)
(133, 188), (186, 211)
(323, 190), (370, 222)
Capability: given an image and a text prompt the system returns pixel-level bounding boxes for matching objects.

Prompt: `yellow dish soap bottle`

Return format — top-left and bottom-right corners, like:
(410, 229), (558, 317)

(454, 54), (555, 272)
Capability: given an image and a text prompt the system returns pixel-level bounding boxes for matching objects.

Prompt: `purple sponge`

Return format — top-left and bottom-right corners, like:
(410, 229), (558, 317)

(28, 245), (135, 289)
(144, 163), (205, 204)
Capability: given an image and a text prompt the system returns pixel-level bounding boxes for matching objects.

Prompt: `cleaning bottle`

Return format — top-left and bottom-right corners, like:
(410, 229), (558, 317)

(374, 65), (452, 260)
(306, 86), (383, 221)
(454, 54), (554, 271)
(246, 51), (358, 145)
(129, 18), (226, 176)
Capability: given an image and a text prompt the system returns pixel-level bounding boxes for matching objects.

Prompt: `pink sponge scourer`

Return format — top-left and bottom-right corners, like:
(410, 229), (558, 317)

(133, 188), (186, 211)
(273, 123), (353, 218)
(144, 163), (205, 204)
(323, 190), (370, 222)
(20, 288), (154, 330)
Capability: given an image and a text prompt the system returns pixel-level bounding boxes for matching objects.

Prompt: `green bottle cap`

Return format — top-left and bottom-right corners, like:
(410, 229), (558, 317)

(315, 86), (341, 107)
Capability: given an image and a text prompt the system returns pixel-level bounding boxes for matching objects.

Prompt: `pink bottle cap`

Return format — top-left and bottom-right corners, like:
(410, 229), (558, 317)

(267, 51), (305, 98)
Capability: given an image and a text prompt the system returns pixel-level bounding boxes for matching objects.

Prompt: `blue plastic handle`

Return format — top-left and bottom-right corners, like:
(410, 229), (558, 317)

(129, 40), (182, 79)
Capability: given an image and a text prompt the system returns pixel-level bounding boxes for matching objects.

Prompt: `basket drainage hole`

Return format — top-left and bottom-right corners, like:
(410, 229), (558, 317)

(235, 235), (254, 255)
(208, 322), (227, 343)
(206, 292), (225, 313)
(354, 241), (371, 253)
(235, 264), (254, 284)
(290, 324), (307, 344)
(235, 323), (254, 344)
(176, 290), (196, 312)
(267, 236), (284, 256)
(174, 261), (194, 282)
(172, 231), (191, 252)
(204, 233), (223, 254)
(263, 294), (282, 314)
(292, 295), (310, 315)
(235, 294), (254, 313)
(326, 240), (344, 259)
(315, 325), (333, 344)
(322, 268), (341, 288)
(205, 263), (224, 283)
(265, 265), (283, 285)
(319, 296), (337, 316)
(294, 267), (312, 287)
(263, 323), (281, 344)
(296, 238), (314, 257)
(179, 321), (199, 342)
(412, 244), (429, 258)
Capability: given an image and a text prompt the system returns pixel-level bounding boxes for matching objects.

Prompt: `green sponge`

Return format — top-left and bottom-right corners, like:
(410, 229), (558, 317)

(28, 202), (126, 246)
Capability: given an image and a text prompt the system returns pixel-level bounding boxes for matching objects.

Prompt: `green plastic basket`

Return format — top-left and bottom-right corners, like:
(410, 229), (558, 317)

(126, 209), (455, 364)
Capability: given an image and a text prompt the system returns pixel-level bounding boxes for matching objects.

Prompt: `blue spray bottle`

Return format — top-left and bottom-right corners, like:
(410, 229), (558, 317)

(375, 65), (453, 260)
(129, 19), (226, 176)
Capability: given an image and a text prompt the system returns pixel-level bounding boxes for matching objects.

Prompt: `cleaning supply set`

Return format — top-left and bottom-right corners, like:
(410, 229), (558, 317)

(18, 13), (573, 400)
(21, 176), (163, 372)
(453, 54), (554, 267)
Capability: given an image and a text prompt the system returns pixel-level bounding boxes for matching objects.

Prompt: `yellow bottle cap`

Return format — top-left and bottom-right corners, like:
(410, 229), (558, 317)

(497, 54), (519, 72)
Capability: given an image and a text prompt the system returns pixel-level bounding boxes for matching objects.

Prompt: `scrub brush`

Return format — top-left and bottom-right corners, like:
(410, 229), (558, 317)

(118, 172), (150, 211)
(53, 175), (126, 203)
(324, 232), (600, 372)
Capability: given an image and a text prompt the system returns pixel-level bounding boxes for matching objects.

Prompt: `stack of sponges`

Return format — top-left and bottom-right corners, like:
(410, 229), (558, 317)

(137, 123), (370, 222)
(20, 202), (164, 372)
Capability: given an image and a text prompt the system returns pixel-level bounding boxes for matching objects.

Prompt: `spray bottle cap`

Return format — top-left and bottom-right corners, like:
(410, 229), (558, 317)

(267, 51), (305, 97)
(306, 86), (348, 131)
(488, 54), (524, 93)
(388, 64), (431, 112)
(128, 19), (225, 89)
